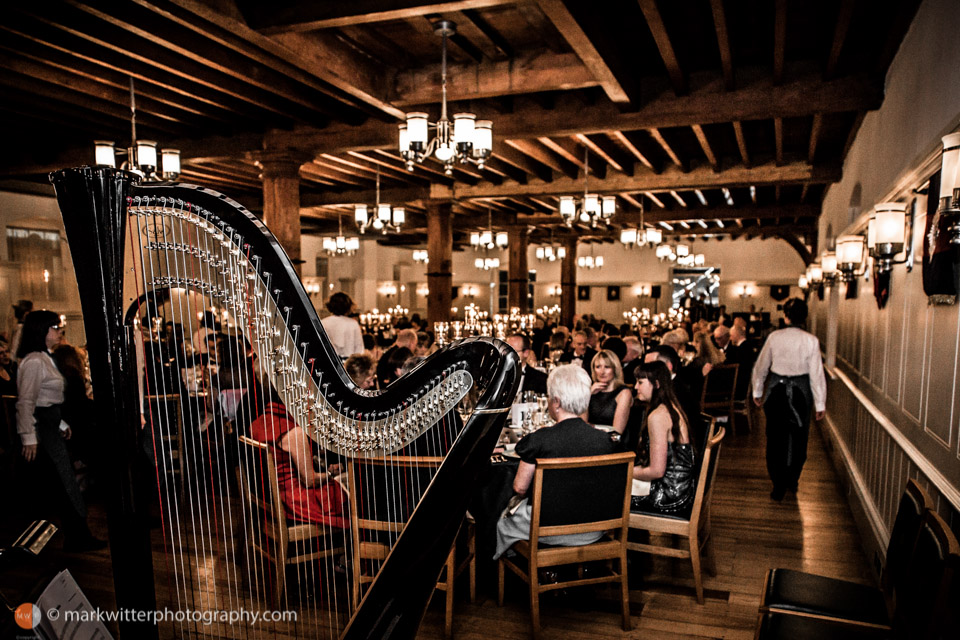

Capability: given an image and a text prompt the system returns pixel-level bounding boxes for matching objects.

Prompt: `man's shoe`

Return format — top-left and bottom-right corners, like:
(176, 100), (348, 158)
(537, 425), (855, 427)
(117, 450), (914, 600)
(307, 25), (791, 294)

(770, 487), (786, 502)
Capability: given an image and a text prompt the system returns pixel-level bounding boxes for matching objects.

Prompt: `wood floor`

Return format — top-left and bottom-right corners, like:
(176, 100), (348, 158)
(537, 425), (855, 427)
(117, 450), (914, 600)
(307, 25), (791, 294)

(0, 415), (875, 639)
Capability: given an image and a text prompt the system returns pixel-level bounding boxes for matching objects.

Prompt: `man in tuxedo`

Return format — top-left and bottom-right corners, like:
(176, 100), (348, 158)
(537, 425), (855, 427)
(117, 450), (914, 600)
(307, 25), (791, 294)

(724, 323), (756, 401)
(713, 324), (731, 352)
(506, 333), (547, 396)
(376, 328), (418, 388)
(621, 336), (643, 386)
(559, 330), (596, 373)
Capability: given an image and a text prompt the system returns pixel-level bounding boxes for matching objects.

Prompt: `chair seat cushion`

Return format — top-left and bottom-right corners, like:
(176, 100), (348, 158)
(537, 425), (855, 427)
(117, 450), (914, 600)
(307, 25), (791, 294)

(763, 569), (889, 626)
(756, 612), (892, 640)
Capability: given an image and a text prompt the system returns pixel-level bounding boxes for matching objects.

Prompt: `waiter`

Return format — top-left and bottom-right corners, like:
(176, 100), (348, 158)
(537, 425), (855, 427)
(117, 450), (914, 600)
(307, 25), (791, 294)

(751, 298), (826, 501)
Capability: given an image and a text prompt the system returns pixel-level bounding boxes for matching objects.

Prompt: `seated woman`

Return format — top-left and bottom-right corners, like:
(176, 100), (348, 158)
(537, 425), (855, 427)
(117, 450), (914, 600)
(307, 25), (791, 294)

(248, 390), (348, 528)
(630, 360), (696, 515)
(494, 364), (617, 559)
(344, 353), (377, 390)
(587, 349), (633, 435)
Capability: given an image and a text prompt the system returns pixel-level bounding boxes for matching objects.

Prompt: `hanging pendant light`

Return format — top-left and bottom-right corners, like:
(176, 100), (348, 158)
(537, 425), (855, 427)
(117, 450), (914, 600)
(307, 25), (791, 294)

(560, 147), (616, 228)
(355, 164), (403, 234)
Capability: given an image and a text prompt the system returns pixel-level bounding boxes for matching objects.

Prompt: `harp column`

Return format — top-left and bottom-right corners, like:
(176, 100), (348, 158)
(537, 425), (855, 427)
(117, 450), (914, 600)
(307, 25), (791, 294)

(258, 149), (307, 275)
(426, 200), (454, 330)
(560, 236), (578, 329)
(507, 224), (529, 312)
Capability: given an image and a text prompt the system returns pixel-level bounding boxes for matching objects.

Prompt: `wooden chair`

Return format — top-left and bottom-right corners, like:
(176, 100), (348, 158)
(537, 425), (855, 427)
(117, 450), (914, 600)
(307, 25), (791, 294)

(627, 424), (726, 604)
(347, 456), (476, 638)
(237, 435), (343, 606)
(497, 451), (635, 640)
(143, 393), (185, 502)
(700, 363), (739, 426)
(759, 479), (932, 628)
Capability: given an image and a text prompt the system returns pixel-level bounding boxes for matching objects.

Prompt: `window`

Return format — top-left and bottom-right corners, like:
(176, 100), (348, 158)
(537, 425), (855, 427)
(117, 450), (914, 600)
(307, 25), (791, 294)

(6, 227), (65, 300)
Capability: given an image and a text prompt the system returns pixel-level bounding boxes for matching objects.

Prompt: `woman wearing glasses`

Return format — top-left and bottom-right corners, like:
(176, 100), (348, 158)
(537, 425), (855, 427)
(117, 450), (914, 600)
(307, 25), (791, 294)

(17, 310), (105, 552)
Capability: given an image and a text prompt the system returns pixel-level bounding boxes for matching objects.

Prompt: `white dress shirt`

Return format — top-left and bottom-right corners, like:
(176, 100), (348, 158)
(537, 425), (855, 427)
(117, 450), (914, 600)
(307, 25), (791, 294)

(17, 351), (66, 446)
(751, 326), (827, 412)
(320, 314), (365, 359)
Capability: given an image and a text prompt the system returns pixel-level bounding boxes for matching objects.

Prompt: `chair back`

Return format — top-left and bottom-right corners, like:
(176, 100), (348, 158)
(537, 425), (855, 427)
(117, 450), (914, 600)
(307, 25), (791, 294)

(701, 363), (738, 408)
(689, 426), (725, 530)
(237, 435), (288, 551)
(348, 456), (444, 532)
(882, 478), (933, 595)
(143, 393), (183, 469)
(895, 509), (960, 637)
(530, 451), (635, 537)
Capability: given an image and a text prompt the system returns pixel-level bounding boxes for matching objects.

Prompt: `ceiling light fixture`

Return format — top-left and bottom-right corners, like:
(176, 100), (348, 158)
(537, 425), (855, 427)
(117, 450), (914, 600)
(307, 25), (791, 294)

(577, 243), (604, 269)
(398, 21), (492, 176)
(412, 249), (429, 264)
(94, 78), (180, 181)
(323, 214), (359, 257)
(559, 147), (616, 228)
(355, 164), (404, 234)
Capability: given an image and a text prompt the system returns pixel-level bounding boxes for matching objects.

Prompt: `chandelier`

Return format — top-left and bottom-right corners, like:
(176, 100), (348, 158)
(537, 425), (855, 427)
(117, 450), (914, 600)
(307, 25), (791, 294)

(95, 78), (180, 182)
(560, 148), (616, 227)
(619, 199), (662, 248)
(398, 21), (492, 176)
(535, 229), (567, 262)
(355, 165), (404, 233)
(475, 257), (500, 271)
(471, 207), (508, 250)
(412, 249), (429, 264)
(577, 244), (604, 269)
(323, 215), (359, 257)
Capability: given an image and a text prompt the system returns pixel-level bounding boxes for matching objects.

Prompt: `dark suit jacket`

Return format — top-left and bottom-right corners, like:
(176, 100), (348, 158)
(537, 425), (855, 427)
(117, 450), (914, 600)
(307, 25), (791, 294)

(559, 346), (597, 373)
(724, 340), (757, 399)
(520, 365), (548, 395)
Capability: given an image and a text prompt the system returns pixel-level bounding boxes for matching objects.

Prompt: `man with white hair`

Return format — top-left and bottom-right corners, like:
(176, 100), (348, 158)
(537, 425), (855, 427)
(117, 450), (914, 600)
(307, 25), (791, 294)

(494, 364), (617, 559)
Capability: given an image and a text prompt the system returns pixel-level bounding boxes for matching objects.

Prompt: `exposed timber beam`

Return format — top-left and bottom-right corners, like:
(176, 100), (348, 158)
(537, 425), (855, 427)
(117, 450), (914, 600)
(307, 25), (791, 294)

(637, 0), (686, 95)
(710, 0), (734, 90)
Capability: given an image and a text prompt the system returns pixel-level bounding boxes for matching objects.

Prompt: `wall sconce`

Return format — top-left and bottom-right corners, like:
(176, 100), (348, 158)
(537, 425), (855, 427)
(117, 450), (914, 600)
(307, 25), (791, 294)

(461, 284), (479, 298)
(547, 284), (562, 297)
(304, 281), (322, 295)
(868, 202), (911, 273)
(798, 275), (809, 292)
(632, 284), (651, 298)
(806, 262), (823, 286)
(820, 251), (839, 284)
(736, 283), (756, 299)
(836, 234), (867, 281)
(937, 133), (960, 245)
(416, 283), (429, 297)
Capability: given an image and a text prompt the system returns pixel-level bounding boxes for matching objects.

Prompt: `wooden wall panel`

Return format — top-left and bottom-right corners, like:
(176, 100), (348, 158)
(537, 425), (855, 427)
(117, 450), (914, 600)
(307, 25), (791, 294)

(921, 302), (960, 449)
(885, 275), (906, 403)
(901, 278), (928, 423)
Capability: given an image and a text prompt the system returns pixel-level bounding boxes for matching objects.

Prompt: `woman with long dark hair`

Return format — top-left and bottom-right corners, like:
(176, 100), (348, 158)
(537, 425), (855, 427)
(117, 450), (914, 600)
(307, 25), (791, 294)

(630, 360), (697, 514)
(17, 310), (105, 551)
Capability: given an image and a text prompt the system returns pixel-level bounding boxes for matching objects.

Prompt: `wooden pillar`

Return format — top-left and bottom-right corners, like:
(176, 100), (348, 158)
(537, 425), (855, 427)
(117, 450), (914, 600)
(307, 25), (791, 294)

(560, 236), (578, 328)
(507, 225), (529, 312)
(259, 150), (304, 275)
(426, 200), (453, 331)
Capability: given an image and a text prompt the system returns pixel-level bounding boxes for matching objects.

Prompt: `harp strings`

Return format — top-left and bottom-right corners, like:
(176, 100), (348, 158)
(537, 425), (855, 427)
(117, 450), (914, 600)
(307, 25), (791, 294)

(126, 192), (472, 638)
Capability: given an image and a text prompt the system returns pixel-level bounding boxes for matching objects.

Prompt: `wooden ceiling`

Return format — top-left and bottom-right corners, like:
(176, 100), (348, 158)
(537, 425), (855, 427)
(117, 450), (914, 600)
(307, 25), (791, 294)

(0, 0), (921, 260)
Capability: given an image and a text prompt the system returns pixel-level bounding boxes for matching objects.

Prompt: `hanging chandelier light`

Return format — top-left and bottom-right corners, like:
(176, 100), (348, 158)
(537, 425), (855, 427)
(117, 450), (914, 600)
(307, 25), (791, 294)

(470, 208), (508, 250)
(355, 165), (404, 234)
(412, 249), (429, 264)
(94, 78), (180, 182)
(619, 198), (662, 248)
(656, 244), (677, 261)
(474, 257), (500, 271)
(398, 21), (492, 176)
(560, 148), (616, 228)
(535, 228), (566, 262)
(323, 214), (359, 257)
(577, 243), (604, 269)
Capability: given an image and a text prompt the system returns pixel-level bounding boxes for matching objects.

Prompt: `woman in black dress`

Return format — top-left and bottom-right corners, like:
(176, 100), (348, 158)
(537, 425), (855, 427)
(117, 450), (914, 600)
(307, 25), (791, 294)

(587, 349), (633, 435)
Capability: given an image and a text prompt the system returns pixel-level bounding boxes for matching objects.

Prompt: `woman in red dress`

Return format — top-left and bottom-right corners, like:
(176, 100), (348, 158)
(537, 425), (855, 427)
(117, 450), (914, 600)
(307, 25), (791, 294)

(249, 400), (348, 528)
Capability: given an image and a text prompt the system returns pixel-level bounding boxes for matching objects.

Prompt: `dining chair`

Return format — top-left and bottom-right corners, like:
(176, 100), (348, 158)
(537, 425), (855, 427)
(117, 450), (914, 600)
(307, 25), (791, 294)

(237, 435), (343, 606)
(144, 393), (185, 502)
(626, 423), (725, 604)
(497, 451), (635, 640)
(755, 507), (958, 639)
(700, 363), (739, 427)
(758, 479), (943, 631)
(347, 456), (476, 638)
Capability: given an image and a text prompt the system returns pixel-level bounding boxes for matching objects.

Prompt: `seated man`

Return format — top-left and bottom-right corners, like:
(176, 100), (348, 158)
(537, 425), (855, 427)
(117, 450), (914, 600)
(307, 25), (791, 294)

(494, 364), (617, 559)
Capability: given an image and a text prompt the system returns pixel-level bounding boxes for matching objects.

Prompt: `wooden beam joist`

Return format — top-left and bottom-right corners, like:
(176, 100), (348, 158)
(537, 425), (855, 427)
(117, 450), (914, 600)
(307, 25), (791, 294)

(621, 203), (819, 224)
(733, 120), (751, 168)
(637, 0), (686, 95)
(691, 124), (719, 172)
(393, 51), (599, 105)
(710, 0), (734, 90)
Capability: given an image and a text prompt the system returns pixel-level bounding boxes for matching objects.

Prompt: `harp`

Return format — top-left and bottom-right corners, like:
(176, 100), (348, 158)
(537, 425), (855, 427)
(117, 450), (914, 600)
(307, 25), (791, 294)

(49, 167), (519, 639)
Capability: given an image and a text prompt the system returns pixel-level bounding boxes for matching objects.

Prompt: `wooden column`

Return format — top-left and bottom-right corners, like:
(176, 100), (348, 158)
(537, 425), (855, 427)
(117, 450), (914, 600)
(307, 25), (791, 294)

(259, 150), (304, 275)
(507, 225), (529, 312)
(560, 236), (578, 328)
(426, 200), (453, 331)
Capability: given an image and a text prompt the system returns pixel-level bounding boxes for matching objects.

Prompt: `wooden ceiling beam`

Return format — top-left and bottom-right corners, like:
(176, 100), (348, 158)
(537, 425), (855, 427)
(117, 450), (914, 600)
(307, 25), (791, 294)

(393, 51), (599, 105)
(774, 0), (787, 84)
(824, 0), (855, 80)
(504, 139), (579, 180)
(577, 134), (633, 176)
(710, 0), (734, 90)
(538, 137), (606, 179)
(732, 121), (751, 168)
(458, 9), (513, 58)
(691, 124), (719, 172)
(774, 117), (784, 166)
(611, 131), (657, 173)
(248, 0), (515, 33)
(492, 145), (552, 183)
(535, 0), (632, 104)
(648, 128), (684, 170)
(626, 204), (819, 223)
(637, 0), (687, 95)
(808, 113), (823, 164)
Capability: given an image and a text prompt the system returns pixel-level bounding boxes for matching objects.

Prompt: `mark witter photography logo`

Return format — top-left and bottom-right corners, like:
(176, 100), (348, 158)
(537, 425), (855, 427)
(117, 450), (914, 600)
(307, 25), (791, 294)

(14, 602), (41, 629)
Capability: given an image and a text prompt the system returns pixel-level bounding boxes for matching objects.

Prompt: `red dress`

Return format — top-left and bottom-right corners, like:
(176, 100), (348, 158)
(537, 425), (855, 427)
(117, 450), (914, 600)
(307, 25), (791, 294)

(249, 402), (348, 528)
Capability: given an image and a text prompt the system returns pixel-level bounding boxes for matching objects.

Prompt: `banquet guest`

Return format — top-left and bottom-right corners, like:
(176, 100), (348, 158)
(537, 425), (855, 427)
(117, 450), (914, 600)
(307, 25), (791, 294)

(344, 353), (377, 390)
(752, 298), (826, 501)
(645, 345), (706, 455)
(725, 323), (756, 401)
(415, 331), (435, 357)
(621, 336), (643, 386)
(17, 310), (105, 551)
(376, 329), (418, 387)
(630, 361), (696, 514)
(588, 350), (633, 435)
(559, 330), (596, 372)
(320, 292), (364, 360)
(9, 299), (32, 361)
(506, 334), (547, 396)
(0, 340), (17, 396)
(712, 324), (731, 352)
(493, 365), (617, 559)
(249, 392), (347, 527)
(541, 329), (568, 364)
(379, 346), (413, 388)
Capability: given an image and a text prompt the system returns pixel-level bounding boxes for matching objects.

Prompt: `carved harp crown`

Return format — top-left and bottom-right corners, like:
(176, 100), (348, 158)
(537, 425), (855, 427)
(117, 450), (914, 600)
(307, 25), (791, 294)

(49, 167), (519, 640)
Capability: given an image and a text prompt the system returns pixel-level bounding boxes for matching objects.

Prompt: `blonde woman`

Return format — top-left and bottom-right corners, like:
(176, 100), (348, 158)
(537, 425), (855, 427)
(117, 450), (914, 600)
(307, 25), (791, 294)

(691, 330), (723, 377)
(587, 349), (633, 434)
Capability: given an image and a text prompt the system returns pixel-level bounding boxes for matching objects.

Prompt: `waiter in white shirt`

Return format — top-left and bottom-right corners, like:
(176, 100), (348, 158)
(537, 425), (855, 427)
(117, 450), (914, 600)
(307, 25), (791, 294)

(320, 292), (364, 360)
(751, 298), (826, 501)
